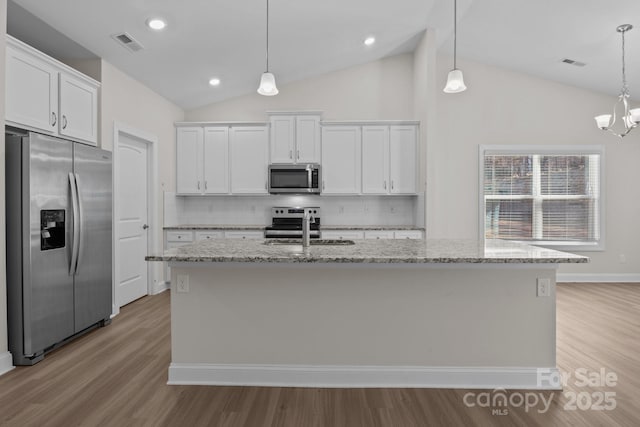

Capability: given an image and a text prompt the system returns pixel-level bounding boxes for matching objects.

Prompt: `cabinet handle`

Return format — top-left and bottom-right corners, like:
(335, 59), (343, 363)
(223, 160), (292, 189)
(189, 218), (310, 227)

(391, 180), (395, 190)
(322, 180), (325, 190)
(383, 181), (387, 190)
(297, 149), (300, 159)
(204, 181), (208, 190)
(51, 112), (57, 127)
(62, 115), (68, 129)
(289, 150), (293, 159)
(197, 181), (201, 190)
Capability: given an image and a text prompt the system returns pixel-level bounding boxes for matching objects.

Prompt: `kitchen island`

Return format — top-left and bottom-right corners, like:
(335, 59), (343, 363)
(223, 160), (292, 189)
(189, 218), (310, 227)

(146, 239), (587, 389)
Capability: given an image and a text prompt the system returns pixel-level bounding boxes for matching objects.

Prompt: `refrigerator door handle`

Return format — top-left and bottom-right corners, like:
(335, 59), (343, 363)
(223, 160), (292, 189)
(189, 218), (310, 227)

(69, 172), (80, 276)
(75, 173), (85, 272)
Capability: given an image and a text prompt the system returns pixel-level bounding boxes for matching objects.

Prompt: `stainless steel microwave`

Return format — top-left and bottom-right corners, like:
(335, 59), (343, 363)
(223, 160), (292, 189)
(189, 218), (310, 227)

(268, 164), (321, 194)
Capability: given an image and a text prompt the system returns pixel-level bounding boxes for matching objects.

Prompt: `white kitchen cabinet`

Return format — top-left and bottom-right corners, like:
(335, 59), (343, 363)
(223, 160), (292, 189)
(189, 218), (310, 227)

(362, 126), (390, 194)
(364, 230), (394, 239)
(393, 230), (423, 239)
(223, 231), (264, 239)
(5, 36), (99, 145)
(195, 231), (225, 240)
(176, 124), (267, 195)
(165, 231), (195, 249)
(321, 125), (361, 194)
(230, 126), (269, 194)
(203, 127), (229, 194)
(362, 125), (417, 195)
(389, 126), (417, 194)
(176, 127), (204, 195)
(58, 73), (98, 143)
(269, 113), (321, 164)
(321, 230), (365, 240)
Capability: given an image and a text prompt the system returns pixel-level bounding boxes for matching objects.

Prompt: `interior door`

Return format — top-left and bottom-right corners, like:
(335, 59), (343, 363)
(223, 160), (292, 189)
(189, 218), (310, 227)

(116, 133), (149, 306)
(73, 144), (112, 331)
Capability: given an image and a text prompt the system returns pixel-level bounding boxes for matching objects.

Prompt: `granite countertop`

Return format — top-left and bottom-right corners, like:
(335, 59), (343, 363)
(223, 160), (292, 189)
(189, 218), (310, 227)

(146, 238), (589, 264)
(164, 224), (266, 230)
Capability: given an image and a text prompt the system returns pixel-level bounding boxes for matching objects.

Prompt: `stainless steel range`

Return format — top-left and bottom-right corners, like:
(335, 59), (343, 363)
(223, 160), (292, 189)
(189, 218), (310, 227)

(265, 207), (320, 239)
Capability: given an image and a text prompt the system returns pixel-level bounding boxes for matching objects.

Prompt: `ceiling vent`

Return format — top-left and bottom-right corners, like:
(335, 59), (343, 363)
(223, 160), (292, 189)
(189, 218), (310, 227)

(561, 58), (586, 67)
(111, 32), (144, 53)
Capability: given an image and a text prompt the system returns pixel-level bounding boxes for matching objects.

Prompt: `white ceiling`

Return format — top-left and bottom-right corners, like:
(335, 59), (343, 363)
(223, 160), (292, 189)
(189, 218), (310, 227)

(9, 0), (640, 110)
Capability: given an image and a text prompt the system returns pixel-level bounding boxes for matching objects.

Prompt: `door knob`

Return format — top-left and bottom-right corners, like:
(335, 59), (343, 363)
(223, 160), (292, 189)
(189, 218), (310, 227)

(142, 224), (149, 230)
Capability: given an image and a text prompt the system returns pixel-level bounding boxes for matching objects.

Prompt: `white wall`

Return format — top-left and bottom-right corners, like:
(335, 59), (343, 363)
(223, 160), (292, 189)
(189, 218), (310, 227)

(100, 60), (185, 289)
(433, 55), (640, 276)
(0, 0), (8, 366)
(186, 53), (415, 122)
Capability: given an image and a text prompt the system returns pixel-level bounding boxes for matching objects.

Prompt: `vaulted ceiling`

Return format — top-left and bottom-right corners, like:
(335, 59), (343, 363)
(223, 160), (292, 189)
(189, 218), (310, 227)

(9, 0), (640, 110)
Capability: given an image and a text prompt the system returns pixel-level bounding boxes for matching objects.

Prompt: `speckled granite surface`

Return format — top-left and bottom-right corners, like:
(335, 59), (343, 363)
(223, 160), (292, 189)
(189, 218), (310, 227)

(146, 239), (589, 264)
(164, 224), (266, 230)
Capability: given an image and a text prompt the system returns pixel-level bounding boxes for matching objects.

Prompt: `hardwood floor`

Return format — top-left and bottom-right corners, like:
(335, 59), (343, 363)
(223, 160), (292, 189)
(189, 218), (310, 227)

(1, 283), (639, 426)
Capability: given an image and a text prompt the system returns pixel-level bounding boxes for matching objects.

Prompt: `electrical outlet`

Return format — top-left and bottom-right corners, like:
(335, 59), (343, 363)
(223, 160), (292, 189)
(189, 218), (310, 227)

(537, 278), (551, 297)
(176, 274), (189, 293)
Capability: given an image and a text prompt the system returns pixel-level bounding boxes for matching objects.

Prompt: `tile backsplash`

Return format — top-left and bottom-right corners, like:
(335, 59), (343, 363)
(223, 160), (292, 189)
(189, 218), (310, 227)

(164, 192), (424, 227)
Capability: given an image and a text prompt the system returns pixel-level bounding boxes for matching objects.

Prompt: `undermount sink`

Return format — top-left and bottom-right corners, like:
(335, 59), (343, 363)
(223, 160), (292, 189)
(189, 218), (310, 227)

(264, 239), (355, 246)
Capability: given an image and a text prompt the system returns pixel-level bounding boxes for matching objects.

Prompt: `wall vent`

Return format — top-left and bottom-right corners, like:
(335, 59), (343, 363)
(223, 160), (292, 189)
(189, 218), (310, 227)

(561, 58), (586, 67)
(111, 32), (144, 52)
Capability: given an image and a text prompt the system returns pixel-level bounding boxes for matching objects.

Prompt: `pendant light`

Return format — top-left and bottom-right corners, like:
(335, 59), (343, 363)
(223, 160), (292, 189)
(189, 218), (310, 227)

(257, 0), (279, 96)
(594, 24), (640, 138)
(443, 0), (467, 93)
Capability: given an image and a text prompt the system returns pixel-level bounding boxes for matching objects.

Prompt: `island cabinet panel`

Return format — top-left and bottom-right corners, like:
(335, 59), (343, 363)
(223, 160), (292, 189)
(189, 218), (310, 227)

(6, 36), (100, 145)
(269, 113), (321, 164)
(229, 126), (269, 194)
(321, 125), (361, 194)
(176, 127), (204, 195)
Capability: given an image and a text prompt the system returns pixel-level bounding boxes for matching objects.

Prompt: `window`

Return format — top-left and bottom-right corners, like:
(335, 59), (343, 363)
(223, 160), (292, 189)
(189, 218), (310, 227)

(479, 145), (604, 250)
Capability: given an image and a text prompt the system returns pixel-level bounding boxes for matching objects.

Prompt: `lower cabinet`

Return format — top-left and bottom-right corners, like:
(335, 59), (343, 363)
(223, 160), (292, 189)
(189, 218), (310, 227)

(323, 229), (424, 240)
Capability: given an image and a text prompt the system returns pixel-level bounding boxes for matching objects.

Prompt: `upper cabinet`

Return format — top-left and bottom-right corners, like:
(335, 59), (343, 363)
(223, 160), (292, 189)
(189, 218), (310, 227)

(322, 122), (418, 196)
(5, 36), (99, 146)
(362, 125), (417, 195)
(321, 125), (362, 194)
(175, 123), (268, 195)
(269, 112), (321, 164)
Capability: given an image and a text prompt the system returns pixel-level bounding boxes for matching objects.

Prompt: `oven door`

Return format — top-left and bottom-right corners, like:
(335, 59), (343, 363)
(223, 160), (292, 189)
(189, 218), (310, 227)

(268, 164), (320, 194)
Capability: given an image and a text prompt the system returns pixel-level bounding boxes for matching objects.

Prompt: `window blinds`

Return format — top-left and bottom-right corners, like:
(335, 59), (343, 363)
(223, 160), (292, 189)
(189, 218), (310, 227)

(483, 151), (601, 246)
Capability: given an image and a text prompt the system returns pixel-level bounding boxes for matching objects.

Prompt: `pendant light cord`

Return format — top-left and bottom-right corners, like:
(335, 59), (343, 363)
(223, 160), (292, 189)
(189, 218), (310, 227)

(265, 0), (270, 73)
(453, 0), (457, 70)
(621, 28), (628, 95)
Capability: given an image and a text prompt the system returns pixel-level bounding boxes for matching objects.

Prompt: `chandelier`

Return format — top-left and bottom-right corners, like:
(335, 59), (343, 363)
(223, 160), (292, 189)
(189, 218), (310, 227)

(594, 24), (640, 137)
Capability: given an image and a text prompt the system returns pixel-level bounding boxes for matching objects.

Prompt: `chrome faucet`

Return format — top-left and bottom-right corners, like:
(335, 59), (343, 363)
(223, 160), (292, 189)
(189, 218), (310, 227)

(302, 211), (314, 247)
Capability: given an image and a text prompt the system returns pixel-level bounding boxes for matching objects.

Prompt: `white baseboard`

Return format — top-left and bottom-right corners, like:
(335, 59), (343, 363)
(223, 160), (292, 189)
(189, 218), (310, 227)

(168, 363), (561, 390)
(0, 352), (15, 377)
(557, 273), (640, 283)
(151, 281), (170, 295)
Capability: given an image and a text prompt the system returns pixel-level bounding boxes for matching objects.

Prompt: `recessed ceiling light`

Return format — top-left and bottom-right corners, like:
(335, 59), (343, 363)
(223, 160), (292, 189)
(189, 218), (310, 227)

(209, 78), (221, 87)
(146, 18), (167, 31)
(364, 36), (376, 46)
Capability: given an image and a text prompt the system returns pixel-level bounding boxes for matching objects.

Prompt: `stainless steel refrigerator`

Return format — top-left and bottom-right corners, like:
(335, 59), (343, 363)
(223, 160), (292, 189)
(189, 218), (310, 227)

(5, 129), (113, 365)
